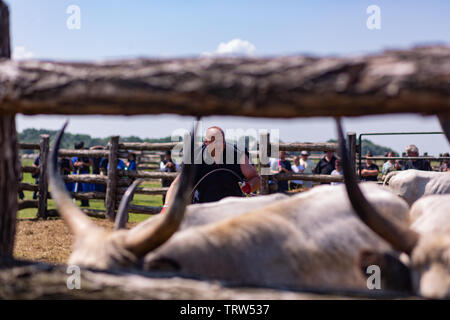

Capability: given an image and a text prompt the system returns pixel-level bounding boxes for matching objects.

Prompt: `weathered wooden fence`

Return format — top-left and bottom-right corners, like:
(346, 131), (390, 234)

(0, 0), (449, 278)
(18, 134), (356, 218)
(17, 137), (178, 219)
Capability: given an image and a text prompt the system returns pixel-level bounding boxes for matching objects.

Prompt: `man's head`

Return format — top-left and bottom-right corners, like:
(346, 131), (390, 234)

(128, 152), (136, 161)
(301, 151), (309, 160)
(293, 155), (300, 165)
(443, 152), (449, 164)
(326, 151), (334, 160)
(387, 151), (395, 163)
(406, 144), (419, 157)
(279, 151), (286, 161)
(75, 141), (84, 150)
(205, 126), (225, 157)
(164, 150), (172, 161)
(366, 151), (373, 165)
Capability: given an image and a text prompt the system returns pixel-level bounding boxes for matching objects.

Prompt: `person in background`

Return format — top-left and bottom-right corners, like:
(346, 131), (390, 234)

(299, 151), (314, 188)
(314, 151), (336, 184)
(72, 141), (92, 207)
(89, 145), (105, 192)
(126, 152), (137, 171)
(18, 159), (25, 200)
(381, 151), (396, 181)
(163, 126), (260, 208)
(330, 158), (343, 186)
(32, 155), (40, 200)
(268, 155), (280, 193)
(60, 157), (74, 192)
(160, 150), (178, 204)
(361, 151), (379, 182)
(290, 155), (304, 190)
(275, 151), (291, 193)
(404, 144), (432, 171)
(440, 152), (449, 172)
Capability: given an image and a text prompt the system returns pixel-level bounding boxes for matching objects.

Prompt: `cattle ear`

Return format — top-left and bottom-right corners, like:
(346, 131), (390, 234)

(359, 249), (413, 294)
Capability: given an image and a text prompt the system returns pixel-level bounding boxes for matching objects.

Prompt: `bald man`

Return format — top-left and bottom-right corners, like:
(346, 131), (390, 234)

(163, 126), (261, 208)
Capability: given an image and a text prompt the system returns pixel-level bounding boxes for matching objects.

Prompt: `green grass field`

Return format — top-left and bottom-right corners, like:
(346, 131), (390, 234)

(18, 158), (159, 223)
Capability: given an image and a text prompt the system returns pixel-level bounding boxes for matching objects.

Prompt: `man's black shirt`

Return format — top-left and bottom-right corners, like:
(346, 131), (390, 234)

(361, 163), (380, 181)
(314, 155), (336, 175)
(191, 143), (248, 204)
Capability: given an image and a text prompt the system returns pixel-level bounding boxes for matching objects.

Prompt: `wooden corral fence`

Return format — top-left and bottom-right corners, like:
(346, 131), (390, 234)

(1, 0), (449, 261)
(18, 138), (179, 220)
(17, 134), (356, 219)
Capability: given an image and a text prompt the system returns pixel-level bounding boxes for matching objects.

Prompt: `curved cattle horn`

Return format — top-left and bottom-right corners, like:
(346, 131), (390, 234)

(335, 118), (419, 255)
(47, 121), (97, 236)
(124, 123), (196, 257)
(438, 113), (450, 143)
(114, 179), (144, 230)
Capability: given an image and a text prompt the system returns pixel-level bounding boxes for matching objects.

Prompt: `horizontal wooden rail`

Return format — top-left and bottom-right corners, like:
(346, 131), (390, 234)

(20, 166), (38, 174)
(1, 46), (449, 117)
(63, 174), (107, 184)
(58, 149), (109, 157)
(119, 142), (177, 151)
(18, 182), (38, 192)
(137, 164), (160, 170)
(119, 171), (177, 180)
(273, 173), (344, 183)
(18, 200), (38, 210)
(47, 192), (107, 201)
(117, 187), (169, 196)
(278, 142), (338, 152)
(18, 143), (40, 150)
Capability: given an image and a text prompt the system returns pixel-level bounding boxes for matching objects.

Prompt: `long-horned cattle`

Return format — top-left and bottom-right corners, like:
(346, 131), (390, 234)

(383, 169), (450, 206)
(49, 121), (415, 294)
(337, 120), (450, 299)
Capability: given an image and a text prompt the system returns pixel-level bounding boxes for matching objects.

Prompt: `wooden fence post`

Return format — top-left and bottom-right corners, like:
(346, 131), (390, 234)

(0, 0), (19, 257)
(259, 132), (270, 195)
(105, 136), (119, 221)
(346, 132), (356, 172)
(37, 135), (49, 219)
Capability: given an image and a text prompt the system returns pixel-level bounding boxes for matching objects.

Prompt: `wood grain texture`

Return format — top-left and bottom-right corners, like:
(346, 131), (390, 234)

(0, 0), (18, 257)
(0, 46), (449, 117)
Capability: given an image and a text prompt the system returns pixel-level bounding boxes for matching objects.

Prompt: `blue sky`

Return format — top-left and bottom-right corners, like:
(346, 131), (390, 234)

(6, 0), (450, 154)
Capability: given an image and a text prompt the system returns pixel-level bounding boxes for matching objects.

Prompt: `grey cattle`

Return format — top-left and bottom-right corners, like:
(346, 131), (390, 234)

(337, 120), (450, 299)
(48, 122), (411, 294)
(383, 169), (450, 206)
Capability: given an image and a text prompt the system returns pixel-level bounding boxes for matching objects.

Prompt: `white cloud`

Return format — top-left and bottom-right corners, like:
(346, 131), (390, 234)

(12, 46), (34, 60)
(202, 39), (256, 57)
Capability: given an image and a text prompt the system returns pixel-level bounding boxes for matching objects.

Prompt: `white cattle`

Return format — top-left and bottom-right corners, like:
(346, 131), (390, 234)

(49, 123), (411, 294)
(409, 194), (450, 233)
(384, 170), (450, 206)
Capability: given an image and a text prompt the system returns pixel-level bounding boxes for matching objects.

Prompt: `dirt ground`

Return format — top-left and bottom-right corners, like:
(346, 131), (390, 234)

(14, 218), (138, 264)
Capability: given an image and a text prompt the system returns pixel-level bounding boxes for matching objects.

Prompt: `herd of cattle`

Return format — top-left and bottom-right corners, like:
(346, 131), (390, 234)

(48, 119), (450, 299)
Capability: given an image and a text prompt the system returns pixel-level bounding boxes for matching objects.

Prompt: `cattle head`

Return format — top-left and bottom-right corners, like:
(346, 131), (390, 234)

(336, 119), (450, 299)
(48, 122), (195, 269)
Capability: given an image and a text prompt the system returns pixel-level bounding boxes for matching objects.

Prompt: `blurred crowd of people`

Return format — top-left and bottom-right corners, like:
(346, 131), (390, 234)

(29, 141), (137, 207)
(268, 144), (449, 193)
(24, 140), (449, 202)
